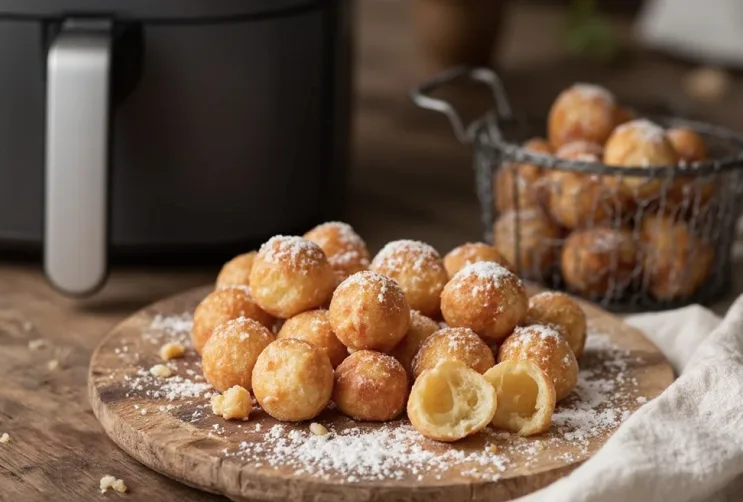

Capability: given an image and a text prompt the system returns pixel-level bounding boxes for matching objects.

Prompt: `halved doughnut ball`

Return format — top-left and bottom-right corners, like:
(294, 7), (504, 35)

(216, 251), (256, 288)
(304, 221), (370, 282)
(412, 327), (495, 379)
(443, 242), (514, 279)
(328, 271), (411, 352)
(250, 235), (336, 318)
(498, 325), (578, 401)
(252, 338), (334, 422)
(440, 261), (528, 344)
(493, 209), (562, 280)
(408, 360), (497, 442)
(277, 309), (347, 368)
(201, 317), (275, 392)
(548, 83), (618, 148)
(370, 240), (448, 317)
(389, 311), (441, 375)
(484, 359), (556, 436)
(524, 292), (587, 358)
(561, 227), (638, 299)
(333, 350), (408, 421)
(192, 286), (275, 354)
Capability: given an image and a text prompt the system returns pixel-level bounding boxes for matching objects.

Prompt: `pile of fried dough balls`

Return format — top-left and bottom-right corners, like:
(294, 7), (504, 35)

(493, 83), (715, 302)
(193, 222), (588, 442)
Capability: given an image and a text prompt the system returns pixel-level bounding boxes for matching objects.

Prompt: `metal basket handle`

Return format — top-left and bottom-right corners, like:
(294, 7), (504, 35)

(410, 66), (512, 144)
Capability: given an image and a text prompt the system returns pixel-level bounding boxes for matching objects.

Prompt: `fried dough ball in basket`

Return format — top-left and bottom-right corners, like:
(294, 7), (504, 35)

(561, 227), (639, 299)
(554, 140), (604, 160)
(443, 242), (515, 279)
(493, 209), (562, 280)
(484, 359), (556, 436)
(548, 83), (618, 148)
(216, 251), (256, 288)
(441, 261), (528, 344)
(412, 327), (495, 379)
(665, 128), (716, 211)
(544, 170), (627, 230)
(389, 311), (440, 375)
(201, 317), (275, 392)
(370, 240), (448, 317)
(408, 360), (497, 442)
(641, 214), (714, 300)
(252, 338), (334, 422)
(333, 350), (408, 421)
(498, 324), (578, 401)
(494, 138), (552, 213)
(304, 221), (370, 282)
(603, 119), (679, 202)
(328, 271), (411, 352)
(192, 285), (275, 354)
(277, 309), (347, 368)
(524, 291), (587, 358)
(249, 235), (336, 318)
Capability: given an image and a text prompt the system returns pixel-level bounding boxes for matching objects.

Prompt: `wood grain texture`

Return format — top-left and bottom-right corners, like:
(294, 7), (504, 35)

(89, 285), (673, 502)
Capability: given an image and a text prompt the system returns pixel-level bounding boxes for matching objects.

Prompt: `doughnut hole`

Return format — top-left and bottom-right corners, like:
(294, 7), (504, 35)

(493, 138), (552, 213)
(389, 311), (440, 376)
(412, 327), (495, 379)
(304, 221), (370, 282)
(524, 291), (587, 358)
(216, 251), (256, 288)
(493, 209), (562, 280)
(277, 309), (347, 368)
(548, 83), (618, 148)
(443, 242), (515, 279)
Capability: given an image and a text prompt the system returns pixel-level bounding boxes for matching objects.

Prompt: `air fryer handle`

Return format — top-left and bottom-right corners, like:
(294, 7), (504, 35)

(44, 20), (112, 296)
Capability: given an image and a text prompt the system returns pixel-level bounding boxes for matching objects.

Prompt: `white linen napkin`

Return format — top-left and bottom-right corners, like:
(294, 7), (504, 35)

(517, 295), (743, 502)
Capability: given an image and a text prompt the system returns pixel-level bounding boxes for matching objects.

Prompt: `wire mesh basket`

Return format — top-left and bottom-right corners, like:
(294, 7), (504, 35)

(412, 67), (743, 312)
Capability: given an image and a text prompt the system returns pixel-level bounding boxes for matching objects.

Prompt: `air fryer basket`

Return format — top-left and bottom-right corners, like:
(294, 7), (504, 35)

(412, 67), (743, 312)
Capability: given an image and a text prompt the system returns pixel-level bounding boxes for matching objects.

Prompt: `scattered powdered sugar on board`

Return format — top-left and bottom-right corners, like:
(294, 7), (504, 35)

(144, 312), (194, 346)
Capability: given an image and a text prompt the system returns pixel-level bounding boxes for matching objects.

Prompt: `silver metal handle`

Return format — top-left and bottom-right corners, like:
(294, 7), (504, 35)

(44, 20), (112, 296)
(410, 66), (512, 144)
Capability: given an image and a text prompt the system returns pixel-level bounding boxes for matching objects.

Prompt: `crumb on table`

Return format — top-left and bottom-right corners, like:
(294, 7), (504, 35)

(159, 342), (185, 361)
(0, 432), (9, 444)
(211, 386), (251, 420)
(100, 475), (127, 494)
(28, 339), (46, 350)
(149, 364), (173, 378)
(310, 423), (329, 436)
(47, 359), (60, 371)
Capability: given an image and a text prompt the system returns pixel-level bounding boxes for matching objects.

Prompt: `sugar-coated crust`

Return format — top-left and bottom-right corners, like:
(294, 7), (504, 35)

(333, 350), (408, 421)
(408, 360), (497, 442)
(389, 311), (440, 376)
(498, 325), (578, 401)
(216, 251), (257, 288)
(252, 338), (334, 422)
(304, 222), (370, 282)
(277, 309), (347, 368)
(484, 359), (556, 437)
(493, 209), (561, 280)
(494, 138), (552, 213)
(524, 291), (587, 358)
(249, 235), (336, 318)
(561, 227), (638, 299)
(440, 262), (528, 343)
(544, 170), (626, 230)
(328, 271), (411, 351)
(641, 215), (714, 300)
(548, 83), (618, 148)
(412, 327), (495, 379)
(192, 286), (275, 354)
(443, 242), (515, 279)
(201, 317), (275, 392)
(370, 240), (448, 317)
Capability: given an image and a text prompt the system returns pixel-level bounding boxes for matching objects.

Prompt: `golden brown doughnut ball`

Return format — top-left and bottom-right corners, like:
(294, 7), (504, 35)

(192, 286), (275, 354)
(201, 317), (275, 392)
(249, 235), (336, 318)
(494, 138), (552, 213)
(667, 127), (708, 164)
(440, 261), (528, 343)
(554, 140), (604, 160)
(613, 106), (636, 126)
(493, 209), (562, 280)
(369, 240), (448, 317)
(603, 119), (679, 201)
(389, 311), (440, 375)
(412, 327), (495, 379)
(548, 83), (618, 148)
(216, 251), (256, 288)
(252, 338), (333, 422)
(304, 221), (370, 282)
(561, 227), (638, 299)
(641, 214), (714, 300)
(277, 309), (347, 368)
(524, 292), (587, 358)
(443, 242), (515, 279)
(545, 170), (627, 230)
(666, 128), (716, 211)
(333, 350), (408, 421)
(498, 324), (578, 401)
(328, 271), (411, 352)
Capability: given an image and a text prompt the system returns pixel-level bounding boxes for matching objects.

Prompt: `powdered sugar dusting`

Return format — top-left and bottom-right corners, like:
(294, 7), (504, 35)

(371, 240), (442, 277)
(259, 235), (327, 268)
(335, 271), (405, 313)
(615, 119), (666, 144)
(571, 83), (615, 104)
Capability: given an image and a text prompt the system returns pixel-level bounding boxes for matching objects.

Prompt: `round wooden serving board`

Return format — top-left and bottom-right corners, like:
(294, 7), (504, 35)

(89, 285), (674, 502)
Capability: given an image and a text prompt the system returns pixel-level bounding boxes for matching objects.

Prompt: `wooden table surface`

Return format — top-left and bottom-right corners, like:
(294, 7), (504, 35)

(3, 2), (743, 501)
